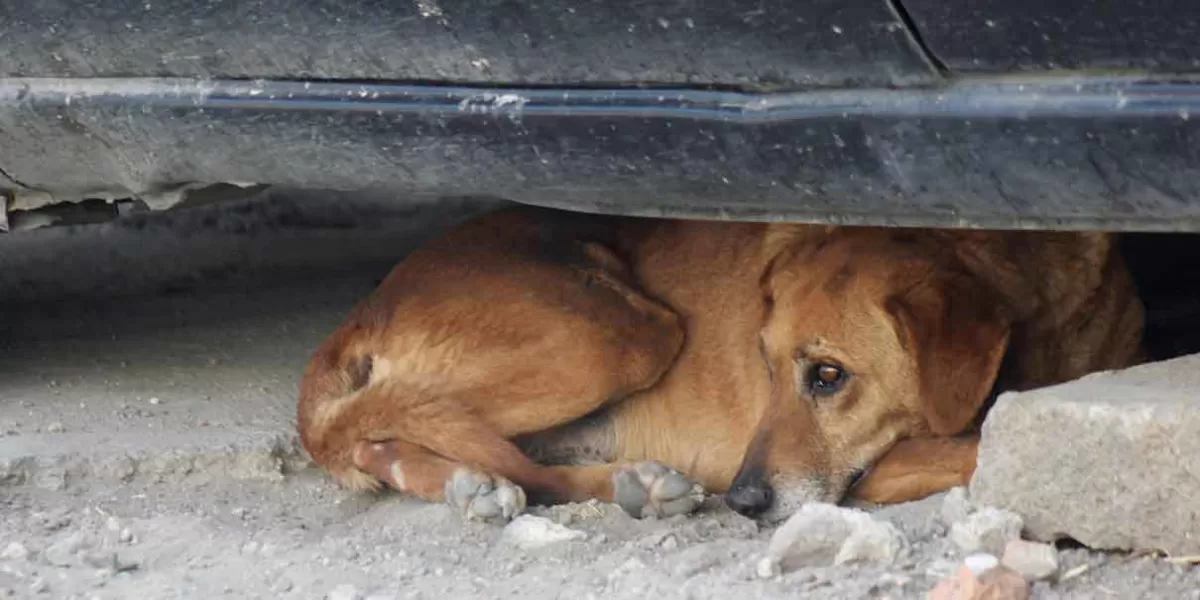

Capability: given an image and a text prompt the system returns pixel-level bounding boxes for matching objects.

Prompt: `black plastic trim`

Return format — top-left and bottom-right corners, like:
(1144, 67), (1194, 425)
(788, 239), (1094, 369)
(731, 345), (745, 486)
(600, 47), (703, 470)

(3, 76), (1200, 231)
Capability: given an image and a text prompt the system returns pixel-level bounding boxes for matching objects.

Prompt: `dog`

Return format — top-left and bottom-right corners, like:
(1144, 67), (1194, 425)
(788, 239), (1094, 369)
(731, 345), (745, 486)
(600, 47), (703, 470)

(297, 206), (1145, 522)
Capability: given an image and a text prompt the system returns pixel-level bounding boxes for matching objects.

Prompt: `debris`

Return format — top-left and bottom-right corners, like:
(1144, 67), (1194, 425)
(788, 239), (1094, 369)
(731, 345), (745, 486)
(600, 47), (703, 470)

(500, 515), (587, 550)
(949, 507), (1023, 555)
(0, 542), (29, 561)
(45, 422), (65, 434)
(1001, 540), (1059, 581)
(1165, 554), (1200, 565)
(928, 563), (1030, 600)
(328, 584), (361, 600)
(971, 355), (1200, 554)
(1059, 563), (1091, 582)
(757, 503), (907, 576)
(941, 486), (974, 527)
(963, 553), (1000, 576)
(42, 533), (85, 567)
(83, 551), (139, 573)
(28, 578), (49, 595)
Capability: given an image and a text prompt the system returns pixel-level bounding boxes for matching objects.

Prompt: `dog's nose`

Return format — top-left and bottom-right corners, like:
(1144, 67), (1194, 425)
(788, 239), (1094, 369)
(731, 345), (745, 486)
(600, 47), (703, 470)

(726, 481), (774, 517)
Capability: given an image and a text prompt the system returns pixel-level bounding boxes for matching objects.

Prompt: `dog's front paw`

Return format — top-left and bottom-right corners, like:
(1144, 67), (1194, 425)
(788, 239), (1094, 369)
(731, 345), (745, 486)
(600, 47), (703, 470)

(445, 468), (527, 523)
(612, 461), (705, 518)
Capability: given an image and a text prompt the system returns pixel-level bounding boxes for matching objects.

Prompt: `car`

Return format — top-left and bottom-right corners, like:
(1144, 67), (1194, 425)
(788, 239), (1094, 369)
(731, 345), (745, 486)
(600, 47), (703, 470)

(2, 0), (1199, 232)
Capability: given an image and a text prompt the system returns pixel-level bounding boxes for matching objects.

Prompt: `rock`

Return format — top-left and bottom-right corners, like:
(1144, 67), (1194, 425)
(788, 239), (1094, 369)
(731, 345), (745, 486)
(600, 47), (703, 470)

(500, 515), (586, 550)
(42, 533), (85, 567)
(270, 578), (295, 593)
(970, 354), (1200, 555)
(0, 543), (28, 561)
(1001, 540), (1058, 581)
(328, 584), (361, 600)
(28, 578), (49, 595)
(963, 553), (1000, 576)
(757, 503), (907, 576)
(929, 564), (1030, 600)
(941, 487), (974, 527)
(950, 507), (1023, 555)
(83, 551), (138, 573)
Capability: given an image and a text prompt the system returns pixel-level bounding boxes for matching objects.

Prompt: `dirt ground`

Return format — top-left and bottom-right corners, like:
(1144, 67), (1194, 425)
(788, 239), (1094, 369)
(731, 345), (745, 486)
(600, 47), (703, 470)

(1, 191), (1196, 599)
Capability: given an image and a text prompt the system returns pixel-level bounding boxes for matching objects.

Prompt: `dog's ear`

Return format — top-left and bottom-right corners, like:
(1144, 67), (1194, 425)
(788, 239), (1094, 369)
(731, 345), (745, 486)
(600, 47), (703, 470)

(758, 225), (836, 313)
(886, 274), (1011, 436)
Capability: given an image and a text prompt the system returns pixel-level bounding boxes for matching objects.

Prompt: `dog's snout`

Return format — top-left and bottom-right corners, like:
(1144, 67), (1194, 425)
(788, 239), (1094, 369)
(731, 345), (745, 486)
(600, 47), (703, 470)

(726, 481), (774, 517)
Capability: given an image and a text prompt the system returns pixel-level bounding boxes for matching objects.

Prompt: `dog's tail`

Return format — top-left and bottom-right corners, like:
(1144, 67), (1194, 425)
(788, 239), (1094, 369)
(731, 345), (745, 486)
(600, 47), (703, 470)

(297, 338), (566, 497)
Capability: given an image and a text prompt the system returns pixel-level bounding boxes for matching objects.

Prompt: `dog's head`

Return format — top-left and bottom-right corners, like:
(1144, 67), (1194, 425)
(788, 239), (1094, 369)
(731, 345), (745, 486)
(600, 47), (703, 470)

(727, 229), (1013, 521)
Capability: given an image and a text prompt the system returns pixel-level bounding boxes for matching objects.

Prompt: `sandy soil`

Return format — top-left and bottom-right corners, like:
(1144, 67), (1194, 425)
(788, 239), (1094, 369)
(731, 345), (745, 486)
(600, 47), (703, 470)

(1, 190), (1195, 599)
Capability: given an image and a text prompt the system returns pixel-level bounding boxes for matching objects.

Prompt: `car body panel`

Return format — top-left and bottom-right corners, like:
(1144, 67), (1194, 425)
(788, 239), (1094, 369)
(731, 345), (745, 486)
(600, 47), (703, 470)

(0, 0), (937, 89)
(2, 0), (1200, 230)
(902, 0), (1200, 73)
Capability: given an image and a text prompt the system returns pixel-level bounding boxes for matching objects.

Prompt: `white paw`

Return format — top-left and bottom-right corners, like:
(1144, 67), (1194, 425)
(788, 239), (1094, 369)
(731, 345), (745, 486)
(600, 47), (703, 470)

(612, 461), (705, 518)
(444, 469), (527, 523)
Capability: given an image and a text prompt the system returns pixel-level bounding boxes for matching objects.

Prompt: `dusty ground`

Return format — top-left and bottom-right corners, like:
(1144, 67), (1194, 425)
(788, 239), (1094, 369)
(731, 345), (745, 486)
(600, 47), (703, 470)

(1, 190), (1196, 599)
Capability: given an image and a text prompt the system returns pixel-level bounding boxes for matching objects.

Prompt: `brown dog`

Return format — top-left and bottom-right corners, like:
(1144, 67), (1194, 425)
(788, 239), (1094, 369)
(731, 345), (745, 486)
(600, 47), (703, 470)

(297, 206), (1144, 522)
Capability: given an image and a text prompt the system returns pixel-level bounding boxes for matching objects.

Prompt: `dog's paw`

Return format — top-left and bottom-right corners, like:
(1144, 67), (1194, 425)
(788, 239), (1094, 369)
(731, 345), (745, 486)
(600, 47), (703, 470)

(444, 468), (527, 523)
(612, 461), (705, 518)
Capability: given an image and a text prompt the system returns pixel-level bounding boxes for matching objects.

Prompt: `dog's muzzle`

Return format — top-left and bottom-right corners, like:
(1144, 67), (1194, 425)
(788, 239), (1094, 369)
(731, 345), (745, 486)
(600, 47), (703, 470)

(726, 479), (774, 517)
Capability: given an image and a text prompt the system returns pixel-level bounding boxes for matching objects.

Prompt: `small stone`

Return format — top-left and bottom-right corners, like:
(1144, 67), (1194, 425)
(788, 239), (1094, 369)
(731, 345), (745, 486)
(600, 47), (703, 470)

(877, 573), (911, 589)
(148, 397), (161, 405)
(45, 422), (65, 434)
(929, 564), (1029, 600)
(941, 486), (974, 527)
(32, 468), (67, 492)
(963, 553), (1000, 576)
(950, 507), (1023, 555)
(1001, 540), (1059, 581)
(119, 529), (134, 544)
(328, 584), (361, 600)
(42, 534), (84, 567)
(28, 578), (49, 595)
(0, 543), (29, 561)
(755, 557), (781, 579)
(500, 515), (586, 550)
(83, 552), (119, 570)
(762, 503), (907, 573)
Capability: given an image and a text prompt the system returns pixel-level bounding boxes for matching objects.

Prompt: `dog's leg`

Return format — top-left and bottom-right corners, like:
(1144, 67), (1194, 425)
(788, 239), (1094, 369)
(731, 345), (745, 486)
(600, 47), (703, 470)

(543, 462), (707, 518)
(301, 214), (691, 519)
(516, 413), (706, 518)
(848, 435), (979, 504)
(314, 382), (574, 507)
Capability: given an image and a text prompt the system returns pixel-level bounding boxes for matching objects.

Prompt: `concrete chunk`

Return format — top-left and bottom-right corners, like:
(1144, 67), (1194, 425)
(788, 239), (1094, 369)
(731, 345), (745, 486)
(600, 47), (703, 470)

(1001, 540), (1059, 581)
(970, 354), (1200, 555)
(949, 507), (1023, 556)
(758, 503), (907, 576)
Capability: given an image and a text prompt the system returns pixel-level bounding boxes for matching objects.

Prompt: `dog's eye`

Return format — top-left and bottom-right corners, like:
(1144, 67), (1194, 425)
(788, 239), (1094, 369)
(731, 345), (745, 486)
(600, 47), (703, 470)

(807, 363), (848, 397)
